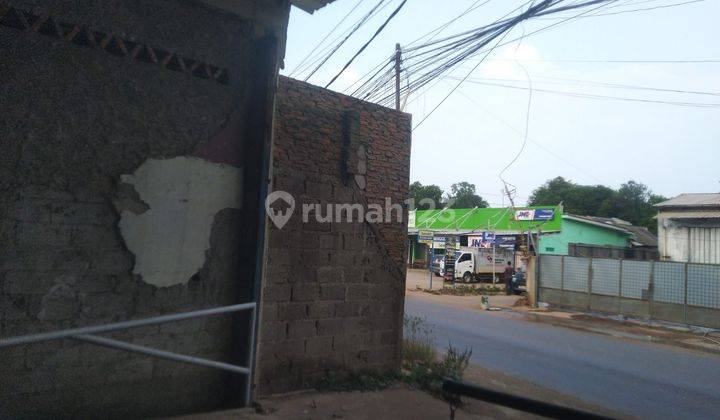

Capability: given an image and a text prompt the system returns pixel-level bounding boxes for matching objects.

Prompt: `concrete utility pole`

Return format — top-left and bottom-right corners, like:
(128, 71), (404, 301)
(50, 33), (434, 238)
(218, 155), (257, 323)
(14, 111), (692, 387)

(395, 43), (402, 111)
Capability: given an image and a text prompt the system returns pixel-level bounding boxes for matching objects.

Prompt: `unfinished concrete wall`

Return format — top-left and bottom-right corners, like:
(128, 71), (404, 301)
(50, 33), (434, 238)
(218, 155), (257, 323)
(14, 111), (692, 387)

(255, 76), (412, 396)
(0, 0), (288, 417)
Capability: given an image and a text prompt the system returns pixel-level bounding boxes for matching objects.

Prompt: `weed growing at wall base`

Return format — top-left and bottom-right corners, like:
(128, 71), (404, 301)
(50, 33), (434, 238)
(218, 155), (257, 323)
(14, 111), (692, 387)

(316, 316), (472, 397)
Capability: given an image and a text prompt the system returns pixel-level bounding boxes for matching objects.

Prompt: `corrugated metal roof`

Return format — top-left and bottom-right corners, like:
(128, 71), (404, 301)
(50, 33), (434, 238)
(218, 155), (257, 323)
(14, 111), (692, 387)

(563, 215), (631, 233)
(564, 214), (658, 247)
(293, 0), (337, 13)
(656, 193), (720, 208)
(622, 225), (659, 247)
(199, 0), (335, 15)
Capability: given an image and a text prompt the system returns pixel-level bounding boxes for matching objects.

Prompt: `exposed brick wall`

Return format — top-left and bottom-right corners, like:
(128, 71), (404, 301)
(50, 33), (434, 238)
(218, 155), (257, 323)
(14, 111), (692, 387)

(255, 76), (411, 395)
(0, 0), (288, 417)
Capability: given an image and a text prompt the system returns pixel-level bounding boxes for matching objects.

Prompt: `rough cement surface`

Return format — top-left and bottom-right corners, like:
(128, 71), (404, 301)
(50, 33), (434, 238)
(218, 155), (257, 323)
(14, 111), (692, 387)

(0, 0), (282, 416)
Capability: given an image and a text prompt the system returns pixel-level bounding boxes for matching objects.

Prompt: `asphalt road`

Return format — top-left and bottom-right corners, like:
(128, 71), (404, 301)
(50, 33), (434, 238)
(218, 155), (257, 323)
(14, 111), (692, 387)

(405, 296), (720, 419)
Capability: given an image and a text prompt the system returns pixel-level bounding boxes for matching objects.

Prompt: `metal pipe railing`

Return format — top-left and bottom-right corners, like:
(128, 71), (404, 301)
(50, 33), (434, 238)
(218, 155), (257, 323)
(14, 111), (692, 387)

(0, 302), (257, 406)
(73, 334), (251, 375)
(0, 302), (255, 347)
(442, 378), (615, 420)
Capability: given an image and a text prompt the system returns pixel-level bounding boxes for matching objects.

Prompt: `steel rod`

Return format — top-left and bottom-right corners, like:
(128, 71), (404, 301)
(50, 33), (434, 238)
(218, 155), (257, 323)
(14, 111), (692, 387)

(442, 378), (613, 420)
(74, 334), (249, 375)
(244, 305), (258, 406)
(0, 302), (256, 348)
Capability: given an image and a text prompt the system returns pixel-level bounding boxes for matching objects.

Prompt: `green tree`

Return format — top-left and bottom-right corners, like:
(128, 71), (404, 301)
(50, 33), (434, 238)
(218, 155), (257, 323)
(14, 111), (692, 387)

(409, 181), (444, 210)
(446, 182), (488, 209)
(527, 176), (574, 207)
(529, 177), (666, 234)
(602, 181), (667, 232)
(528, 177), (614, 215)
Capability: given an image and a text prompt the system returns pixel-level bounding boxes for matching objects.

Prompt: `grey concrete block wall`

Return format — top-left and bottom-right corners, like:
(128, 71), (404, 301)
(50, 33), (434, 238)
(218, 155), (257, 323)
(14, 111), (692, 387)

(1, 0), (289, 417)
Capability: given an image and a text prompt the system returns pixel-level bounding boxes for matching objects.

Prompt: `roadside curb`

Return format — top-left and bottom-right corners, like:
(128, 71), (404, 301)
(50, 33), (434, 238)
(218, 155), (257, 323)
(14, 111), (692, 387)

(511, 306), (720, 355)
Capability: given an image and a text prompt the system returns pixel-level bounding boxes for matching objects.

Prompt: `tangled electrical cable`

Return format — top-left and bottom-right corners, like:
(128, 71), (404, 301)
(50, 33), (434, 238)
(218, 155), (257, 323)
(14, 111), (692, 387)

(347, 0), (621, 109)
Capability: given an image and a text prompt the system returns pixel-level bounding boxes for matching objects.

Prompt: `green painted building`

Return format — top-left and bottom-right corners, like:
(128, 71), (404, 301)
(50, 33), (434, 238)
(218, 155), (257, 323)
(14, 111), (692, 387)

(407, 206), (563, 265)
(538, 215), (632, 255)
(406, 209), (647, 265)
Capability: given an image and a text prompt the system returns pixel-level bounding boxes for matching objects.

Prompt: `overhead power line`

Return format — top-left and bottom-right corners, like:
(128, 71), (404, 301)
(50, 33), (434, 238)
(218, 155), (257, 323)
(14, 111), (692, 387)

(464, 80), (720, 108)
(444, 75), (720, 97)
(408, 0), (617, 130)
(345, 0), (710, 122)
(454, 88), (609, 184)
(498, 20), (534, 200)
(543, 0), (706, 18)
(325, 0), (409, 89)
(297, 0), (397, 79)
(302, 0), (388, 82)
(482, 58), (720, 63)
(405, 0), (494, 48)
(289, 0), (364, 78)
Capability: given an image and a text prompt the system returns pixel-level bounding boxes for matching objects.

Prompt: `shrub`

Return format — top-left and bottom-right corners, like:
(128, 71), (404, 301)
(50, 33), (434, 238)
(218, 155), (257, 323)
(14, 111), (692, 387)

(402, 315), (437, 366)
(317, 316), (473, 400)
(421, 284), (505, 296)
(318, 370), (400, 392)
(401, 316), (473, 397)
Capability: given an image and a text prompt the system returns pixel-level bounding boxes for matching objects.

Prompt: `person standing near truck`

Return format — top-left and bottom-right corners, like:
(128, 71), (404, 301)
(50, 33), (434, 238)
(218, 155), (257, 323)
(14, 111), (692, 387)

(503, 261), (515, 295)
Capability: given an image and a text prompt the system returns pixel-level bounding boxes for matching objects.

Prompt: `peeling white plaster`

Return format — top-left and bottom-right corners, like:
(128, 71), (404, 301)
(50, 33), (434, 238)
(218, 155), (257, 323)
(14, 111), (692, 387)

(119, 157), (243, 288)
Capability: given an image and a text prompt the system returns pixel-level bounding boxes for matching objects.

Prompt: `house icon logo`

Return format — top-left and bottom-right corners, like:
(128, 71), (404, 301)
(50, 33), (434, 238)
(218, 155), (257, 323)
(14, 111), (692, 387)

(265, 190), (295, 229)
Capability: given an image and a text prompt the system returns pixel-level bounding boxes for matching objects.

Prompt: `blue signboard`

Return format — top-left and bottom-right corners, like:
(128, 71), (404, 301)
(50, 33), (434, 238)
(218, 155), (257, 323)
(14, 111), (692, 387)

(534, 209), (555, 220)
(495, 235), (517, 246)
(468, 232), (517, 248)
(515, 208), (555, 221)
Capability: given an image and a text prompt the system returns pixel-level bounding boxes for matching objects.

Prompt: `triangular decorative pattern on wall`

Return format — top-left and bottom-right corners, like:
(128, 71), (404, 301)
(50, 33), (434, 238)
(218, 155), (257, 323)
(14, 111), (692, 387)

(0, 6), (229, 85)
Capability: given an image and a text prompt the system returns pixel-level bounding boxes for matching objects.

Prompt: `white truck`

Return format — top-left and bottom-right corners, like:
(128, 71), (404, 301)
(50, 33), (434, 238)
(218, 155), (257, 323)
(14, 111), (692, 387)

(452, 246), (514, 282)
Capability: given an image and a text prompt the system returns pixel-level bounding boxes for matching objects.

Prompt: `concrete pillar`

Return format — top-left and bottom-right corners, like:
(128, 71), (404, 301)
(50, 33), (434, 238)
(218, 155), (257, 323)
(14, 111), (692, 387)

(523, 255), (538, 307)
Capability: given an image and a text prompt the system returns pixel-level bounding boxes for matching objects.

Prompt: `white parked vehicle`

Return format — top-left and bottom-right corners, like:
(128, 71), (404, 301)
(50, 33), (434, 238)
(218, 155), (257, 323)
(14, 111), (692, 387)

(453, 247), (514, 282)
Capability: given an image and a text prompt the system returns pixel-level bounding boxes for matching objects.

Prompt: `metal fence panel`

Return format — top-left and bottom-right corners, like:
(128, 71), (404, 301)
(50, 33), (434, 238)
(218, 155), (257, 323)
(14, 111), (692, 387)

(563, 256), (589, 292)
(539, 255), (563, 289)
(621, 260), (651, 299)
(687, 264), (720, 309)
(591, 258), (620, 296)
(537, 254), (720, 327)
(653, 261), (685, 304)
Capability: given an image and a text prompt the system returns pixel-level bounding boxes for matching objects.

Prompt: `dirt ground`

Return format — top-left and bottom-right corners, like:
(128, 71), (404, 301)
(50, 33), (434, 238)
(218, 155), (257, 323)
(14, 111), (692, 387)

(405, 269), (522, 310)
(173, 368), (623, 420)
(172, 362), (624, 420)
(173, 385), (488, 420)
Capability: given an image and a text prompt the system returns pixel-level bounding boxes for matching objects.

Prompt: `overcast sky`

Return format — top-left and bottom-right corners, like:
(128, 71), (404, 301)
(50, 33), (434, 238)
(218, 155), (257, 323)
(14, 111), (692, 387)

(281, 0), (720, 206)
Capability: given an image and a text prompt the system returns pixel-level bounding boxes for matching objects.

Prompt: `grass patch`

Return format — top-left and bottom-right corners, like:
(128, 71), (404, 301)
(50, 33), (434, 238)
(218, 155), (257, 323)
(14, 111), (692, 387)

(318, 370), (401, 392)
(317, 316), (472, 400)
(402, 315), (472, 398)
(403, 314), (438, 364)
(419, 284), (505, 296)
